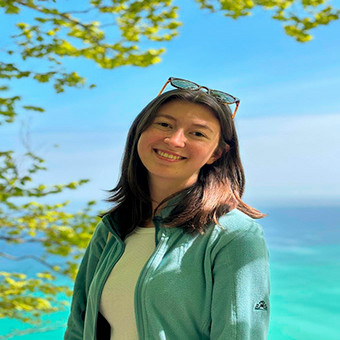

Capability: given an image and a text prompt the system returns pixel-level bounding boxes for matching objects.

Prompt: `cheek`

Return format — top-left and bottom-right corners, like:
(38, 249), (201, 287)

(138, 129), (162, 149)
(137, 135), (146, 160)
(192, 143), (216, 157)
(137, 131), (154, 160)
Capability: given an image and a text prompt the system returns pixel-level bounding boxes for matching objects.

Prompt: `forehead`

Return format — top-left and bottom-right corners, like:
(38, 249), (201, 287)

(156, 100), (220, 125)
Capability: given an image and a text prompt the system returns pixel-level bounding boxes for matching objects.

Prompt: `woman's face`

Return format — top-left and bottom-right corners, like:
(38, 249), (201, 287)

(137, 100), (222, 189)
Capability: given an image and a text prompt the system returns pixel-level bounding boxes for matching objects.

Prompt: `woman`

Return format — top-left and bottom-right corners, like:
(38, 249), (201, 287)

(64, 77), (270, 340)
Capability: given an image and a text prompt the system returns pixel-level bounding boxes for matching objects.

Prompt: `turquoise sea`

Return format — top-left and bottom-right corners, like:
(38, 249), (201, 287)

(1, 205), (339, 339)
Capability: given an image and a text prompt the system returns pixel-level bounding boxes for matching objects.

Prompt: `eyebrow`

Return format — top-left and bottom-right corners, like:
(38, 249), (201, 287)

(156, 114), (214, 133)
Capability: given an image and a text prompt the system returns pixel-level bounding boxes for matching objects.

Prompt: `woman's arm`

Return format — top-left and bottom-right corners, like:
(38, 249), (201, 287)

(210, 221), (270, 340)
(64, 221), (108, 340)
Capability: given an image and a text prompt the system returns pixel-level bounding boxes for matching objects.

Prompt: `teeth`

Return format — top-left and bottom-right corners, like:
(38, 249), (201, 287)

(156, 150), (183, 160)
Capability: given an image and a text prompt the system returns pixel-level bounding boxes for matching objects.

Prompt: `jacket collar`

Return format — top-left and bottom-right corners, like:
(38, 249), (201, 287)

(155, 192), (184, 220)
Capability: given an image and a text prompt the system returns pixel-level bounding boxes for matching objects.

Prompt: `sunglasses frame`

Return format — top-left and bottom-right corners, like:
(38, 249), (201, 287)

(158, 77), (240, 119)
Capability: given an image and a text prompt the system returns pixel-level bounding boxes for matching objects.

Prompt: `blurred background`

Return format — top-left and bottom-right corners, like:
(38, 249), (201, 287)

(1, 0), (339, 339)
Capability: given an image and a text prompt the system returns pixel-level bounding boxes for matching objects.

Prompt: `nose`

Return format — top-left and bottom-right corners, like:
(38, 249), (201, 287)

(164, 129), (186, 148)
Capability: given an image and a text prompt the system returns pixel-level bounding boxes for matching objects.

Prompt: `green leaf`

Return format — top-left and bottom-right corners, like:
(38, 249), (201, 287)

(16, 23), (28, 29)
(33, 74), (50, 82)
(22, 105), (45, 112)
(5, 5), (21, 15)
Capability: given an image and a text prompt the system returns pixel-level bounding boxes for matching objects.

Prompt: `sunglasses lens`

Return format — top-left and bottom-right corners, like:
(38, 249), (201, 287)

(210, 90), (236, 104)
(171, 79), (199, 90)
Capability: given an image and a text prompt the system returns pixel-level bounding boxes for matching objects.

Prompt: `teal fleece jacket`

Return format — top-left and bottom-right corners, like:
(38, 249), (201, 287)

(64, 203), (270, 339)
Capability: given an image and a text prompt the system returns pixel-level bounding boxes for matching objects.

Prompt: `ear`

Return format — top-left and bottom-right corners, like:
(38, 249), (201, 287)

(206, 144), (229, 165)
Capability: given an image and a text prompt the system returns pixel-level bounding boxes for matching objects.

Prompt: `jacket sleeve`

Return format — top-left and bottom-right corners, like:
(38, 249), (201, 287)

(64, 221), (108, 340)
(210, 221), (270, 340)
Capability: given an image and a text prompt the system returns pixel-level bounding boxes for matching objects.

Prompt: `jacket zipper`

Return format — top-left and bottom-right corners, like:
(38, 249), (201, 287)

(135, 220), (167, 339)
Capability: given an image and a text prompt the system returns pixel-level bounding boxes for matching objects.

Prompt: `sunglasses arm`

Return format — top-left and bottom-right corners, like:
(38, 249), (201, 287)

(232, 101), (240, 119)
(157, 79), (171, 96)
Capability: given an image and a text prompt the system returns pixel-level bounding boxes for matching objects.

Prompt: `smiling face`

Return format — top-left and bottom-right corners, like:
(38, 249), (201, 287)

(137, 100), (222, 192)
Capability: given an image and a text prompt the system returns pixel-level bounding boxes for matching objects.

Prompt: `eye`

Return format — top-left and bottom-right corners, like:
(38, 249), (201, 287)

(155, 121), (172, 128)
(192, 131), (206, 138)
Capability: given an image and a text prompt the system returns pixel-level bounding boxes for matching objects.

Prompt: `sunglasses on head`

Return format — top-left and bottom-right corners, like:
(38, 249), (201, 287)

(158, 77), (240, 118)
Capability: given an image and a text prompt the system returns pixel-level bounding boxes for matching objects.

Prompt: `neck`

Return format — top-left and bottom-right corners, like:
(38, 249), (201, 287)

(149, 176), (197, 214)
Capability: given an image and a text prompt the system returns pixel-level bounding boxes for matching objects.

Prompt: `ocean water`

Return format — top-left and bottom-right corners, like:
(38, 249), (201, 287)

(1, 205), (339, 339)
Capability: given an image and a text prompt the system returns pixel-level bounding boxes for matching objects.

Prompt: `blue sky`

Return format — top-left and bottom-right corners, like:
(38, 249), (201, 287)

(2, 1), (340, 212)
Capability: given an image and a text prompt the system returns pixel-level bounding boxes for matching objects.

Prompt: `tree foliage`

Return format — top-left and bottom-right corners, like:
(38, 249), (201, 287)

(0, 0), (338, 337)
(0, 0), (181, 125)
(0, 148), (100, 327)
(196, 0), (340, 42)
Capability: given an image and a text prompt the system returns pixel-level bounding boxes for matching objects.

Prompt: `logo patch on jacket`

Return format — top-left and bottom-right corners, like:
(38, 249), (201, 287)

(255, 300), (268, 311)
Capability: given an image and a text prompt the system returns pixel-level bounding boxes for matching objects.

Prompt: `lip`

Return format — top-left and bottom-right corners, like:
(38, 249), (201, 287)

(153, 148), (187, 161)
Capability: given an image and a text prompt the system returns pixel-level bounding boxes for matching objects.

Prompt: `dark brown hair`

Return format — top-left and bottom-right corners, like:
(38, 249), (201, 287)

(102, 89), (265, 236)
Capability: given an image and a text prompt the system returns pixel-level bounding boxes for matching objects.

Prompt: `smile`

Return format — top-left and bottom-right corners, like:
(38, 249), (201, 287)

(154, 149), (186, 160)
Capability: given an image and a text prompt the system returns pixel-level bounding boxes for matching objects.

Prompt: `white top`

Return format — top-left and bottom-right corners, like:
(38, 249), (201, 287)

(99, 226), (156, 340)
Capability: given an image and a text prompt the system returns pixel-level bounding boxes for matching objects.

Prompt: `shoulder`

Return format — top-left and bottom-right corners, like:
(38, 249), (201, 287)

(92, 219), (109, 241)
(218, 208), (264, 234)
(86, 219), (110, 256)
(210, 209), (268, 255)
